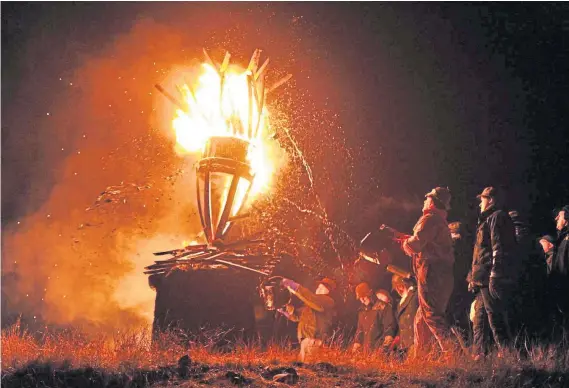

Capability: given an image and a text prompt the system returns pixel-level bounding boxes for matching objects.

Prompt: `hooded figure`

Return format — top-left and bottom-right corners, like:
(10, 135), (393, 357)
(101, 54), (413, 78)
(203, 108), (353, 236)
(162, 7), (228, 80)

(397, 187), (456, 358)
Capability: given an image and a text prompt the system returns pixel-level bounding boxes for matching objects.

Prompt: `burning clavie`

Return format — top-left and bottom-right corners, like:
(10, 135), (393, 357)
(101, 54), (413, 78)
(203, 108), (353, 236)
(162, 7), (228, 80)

(145, 49), (290, 279)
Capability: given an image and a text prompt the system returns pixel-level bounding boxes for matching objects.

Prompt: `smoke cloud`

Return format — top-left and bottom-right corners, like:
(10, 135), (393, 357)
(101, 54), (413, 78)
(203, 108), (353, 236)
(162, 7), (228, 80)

(1, 20), (224, 332)
(2, 8), (348, 332)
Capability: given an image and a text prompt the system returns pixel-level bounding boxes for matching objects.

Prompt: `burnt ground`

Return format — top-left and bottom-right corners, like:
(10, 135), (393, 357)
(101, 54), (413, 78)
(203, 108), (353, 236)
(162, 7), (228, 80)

(2, 355), (568, 388)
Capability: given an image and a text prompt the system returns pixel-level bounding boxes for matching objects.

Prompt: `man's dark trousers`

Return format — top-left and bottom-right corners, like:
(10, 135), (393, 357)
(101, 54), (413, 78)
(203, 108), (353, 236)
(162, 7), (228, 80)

(473, 282), (512, 354)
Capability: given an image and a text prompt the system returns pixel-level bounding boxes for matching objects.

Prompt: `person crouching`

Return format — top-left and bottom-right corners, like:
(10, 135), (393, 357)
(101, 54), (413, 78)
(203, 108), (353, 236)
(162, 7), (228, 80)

(278, 277), (337, 362)
(351, 283), (396, 354)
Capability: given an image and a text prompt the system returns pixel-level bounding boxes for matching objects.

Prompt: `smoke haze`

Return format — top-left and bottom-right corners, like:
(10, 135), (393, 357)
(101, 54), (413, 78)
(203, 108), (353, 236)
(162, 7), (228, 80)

(1, 20), (229, 331)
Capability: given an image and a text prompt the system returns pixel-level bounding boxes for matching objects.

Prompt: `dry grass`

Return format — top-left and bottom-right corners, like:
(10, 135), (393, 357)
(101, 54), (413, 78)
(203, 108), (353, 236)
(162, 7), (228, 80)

(2, 321), (569, 387)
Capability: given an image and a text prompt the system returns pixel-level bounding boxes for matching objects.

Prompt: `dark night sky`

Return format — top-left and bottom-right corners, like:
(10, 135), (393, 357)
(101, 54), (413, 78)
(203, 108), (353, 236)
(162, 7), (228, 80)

(2, 3), (569, 239)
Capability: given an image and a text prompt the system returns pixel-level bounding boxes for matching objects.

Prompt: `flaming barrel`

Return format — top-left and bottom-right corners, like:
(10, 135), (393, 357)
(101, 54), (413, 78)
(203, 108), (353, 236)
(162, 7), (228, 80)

(196, 136), (254, 244)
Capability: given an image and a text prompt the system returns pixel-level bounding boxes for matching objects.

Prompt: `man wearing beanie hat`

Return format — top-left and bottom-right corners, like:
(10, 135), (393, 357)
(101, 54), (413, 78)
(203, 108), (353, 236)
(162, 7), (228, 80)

(278, 276), (337, 362)
(351, 283), (396, 353)
(469, 186), (518, 359)
(392, 187), (456, 358)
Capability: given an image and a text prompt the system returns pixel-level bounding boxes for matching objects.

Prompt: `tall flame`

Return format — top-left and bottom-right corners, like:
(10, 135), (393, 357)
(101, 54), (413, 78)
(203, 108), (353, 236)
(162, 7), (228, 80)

(172, 63), (272, 203)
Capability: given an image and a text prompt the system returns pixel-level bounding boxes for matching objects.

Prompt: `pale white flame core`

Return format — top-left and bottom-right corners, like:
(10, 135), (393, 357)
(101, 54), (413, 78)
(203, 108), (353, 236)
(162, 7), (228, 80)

(172, 63), (273, 201)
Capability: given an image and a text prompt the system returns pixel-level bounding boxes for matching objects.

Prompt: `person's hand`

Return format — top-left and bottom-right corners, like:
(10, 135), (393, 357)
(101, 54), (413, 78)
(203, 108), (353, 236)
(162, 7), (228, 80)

(380, 225), (409, 240)
(383, 336), (394, 346)
(468, 282), (478, 294)
(281, 278), (300, 292)
(277, 304), (294, 319)
(352, 343), (362, 353)
(382, 336), (394, 348)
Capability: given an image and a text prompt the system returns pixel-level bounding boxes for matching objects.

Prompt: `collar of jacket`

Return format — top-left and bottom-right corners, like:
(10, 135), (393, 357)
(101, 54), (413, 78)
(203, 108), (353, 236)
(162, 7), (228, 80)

(558, 225), (569, 241)
(422, 207), (448, 220)
(478, 205), (500, 224)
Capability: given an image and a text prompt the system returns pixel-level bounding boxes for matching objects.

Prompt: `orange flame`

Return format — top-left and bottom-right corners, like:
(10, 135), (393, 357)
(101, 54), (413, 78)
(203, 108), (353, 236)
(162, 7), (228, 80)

(172, 62), (273, 210)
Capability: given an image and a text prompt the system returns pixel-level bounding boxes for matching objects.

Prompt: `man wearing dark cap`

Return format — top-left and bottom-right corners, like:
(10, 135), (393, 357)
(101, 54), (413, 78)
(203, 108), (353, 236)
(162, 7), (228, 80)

(469, 187), (518, 358)
(553, 205), (569, 275)
(550, 205), (569, 331)
(278, 277), (337, 361)
(351, 283), (396, 353)
(394, 187), (456, 358)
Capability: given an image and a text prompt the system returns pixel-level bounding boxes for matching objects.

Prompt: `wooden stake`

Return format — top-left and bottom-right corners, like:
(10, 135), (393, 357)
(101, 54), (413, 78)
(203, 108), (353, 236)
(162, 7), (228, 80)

(255, 58), (270, 80)
(155, 84), (188, 113)
(220, 51), (231, 73)
(247, 75), (253, 138)
(266, 74), (292, 94)
(202, 48), (218, 71)
(247, 49), (261, 74)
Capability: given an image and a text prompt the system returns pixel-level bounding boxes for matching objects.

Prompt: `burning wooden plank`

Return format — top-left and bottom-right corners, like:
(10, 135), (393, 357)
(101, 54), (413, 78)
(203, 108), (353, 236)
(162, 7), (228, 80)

(266, 74), (292, 95)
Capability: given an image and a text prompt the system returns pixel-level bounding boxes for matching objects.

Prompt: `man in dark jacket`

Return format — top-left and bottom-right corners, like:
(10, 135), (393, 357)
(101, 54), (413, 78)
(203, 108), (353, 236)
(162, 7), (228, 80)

(550, 205), (569, 331)
(392, 274), (419, 354)
(278, 277), (337, 361)
(446, 222), (473, 333)
(469, 187), (518, 358)
(395, 187), (456, 357)
(351, 283), (396, 353)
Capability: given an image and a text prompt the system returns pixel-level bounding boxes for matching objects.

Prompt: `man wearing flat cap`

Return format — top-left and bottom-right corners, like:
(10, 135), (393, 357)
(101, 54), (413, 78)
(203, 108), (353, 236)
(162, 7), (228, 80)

(469, 186), (518, 359)
(278, 276), (337, 361)
(550, 205), (569, 331)
(393, 187), (456, 358)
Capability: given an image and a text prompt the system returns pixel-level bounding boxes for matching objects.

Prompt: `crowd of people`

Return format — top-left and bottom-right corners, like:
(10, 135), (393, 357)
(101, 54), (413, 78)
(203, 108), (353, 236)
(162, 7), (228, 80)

(277, 187), (569, 362)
